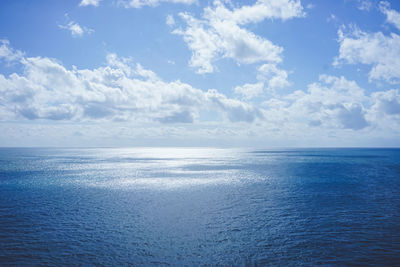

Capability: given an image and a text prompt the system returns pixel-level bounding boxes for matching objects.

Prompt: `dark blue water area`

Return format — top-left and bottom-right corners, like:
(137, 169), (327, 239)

(0, 147), (400, 266)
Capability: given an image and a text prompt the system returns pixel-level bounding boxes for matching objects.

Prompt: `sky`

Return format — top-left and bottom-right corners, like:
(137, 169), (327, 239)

(0, 0), (400, 147)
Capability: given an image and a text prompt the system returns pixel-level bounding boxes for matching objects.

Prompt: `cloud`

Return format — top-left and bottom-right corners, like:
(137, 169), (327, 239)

(0, 40), (24, 62)
(327, 14), (338, 23)
(166, 15), (175, 27)
(334, 25), (400, 84)
(379, 1), (400, 30)
(2, 42), (400, 143)
(205, 0), (305, 25)
(79, 0), (102, 7)
(58, 15), (94, 38)
(357, 0), (372, 11)
(234, 82), (264, 100)
(0, 42), (262, 124)
(337, 103), (369, 130)
(234, 63), (290, 100)
(257, 63), (290, 90)
(158, 109), (194, 123)
(206, 89), (263, 123)
(118, 0), (196, 8)
(371, 89), (400, 116)
(173, 13), (220, 73)
(306, 3), (315, 10)
(173, 0), (304, 73)
(262, 75), (370, 130)
(366, 89), (400, 134)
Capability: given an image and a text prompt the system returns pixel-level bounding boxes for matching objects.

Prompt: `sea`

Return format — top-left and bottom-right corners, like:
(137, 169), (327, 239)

(0, 147), (400, 266)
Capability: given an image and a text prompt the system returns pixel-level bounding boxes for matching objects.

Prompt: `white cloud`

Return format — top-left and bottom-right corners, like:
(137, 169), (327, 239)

(327, 14), (338, 23)
(367, 89), (400, 134)
(59, 15), (94, 38)
(306, 3), (315, 10)
(234, 82), (264, 100)
(262, 75), (370, 130)
(134, 63), (159, 81)
(166, 15), (175, 27)
(337, 103), (369, 130)
(370, 89), (400, 116)
(158, 109), (194, 123)
(79, 0), (101, 7)
(2, 42), (400, 146)
(0, 42), (262, 124)
(60, 22), (84, 37)
(335, 25), (400, 84)
(357, 0), (372, 11)
(173, 0), (303, 73)
(206, 89), (263, 123)
(173, 13), (221, 73)
(234, 63), (290, 100)
(379, 1), (400, 30)
(212, 20), (283, 64)
(257, 63), (290, 90)
(334, 4), (400, 84)
(204, 0), (304, 25)
(0, 40), (24, 62)
(118, 0), (196, 8)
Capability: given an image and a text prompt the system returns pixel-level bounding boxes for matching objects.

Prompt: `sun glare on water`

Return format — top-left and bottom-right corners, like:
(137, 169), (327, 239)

(74, 147), (254, 190)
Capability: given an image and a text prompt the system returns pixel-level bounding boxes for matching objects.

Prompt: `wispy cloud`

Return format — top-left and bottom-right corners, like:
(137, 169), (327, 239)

(166, 15), (175, 27)
(118, 0), (196, 8)
(58, 14), (94, 38)
(357, 0), (373, 11)
(379, 1), (400, 30)
(0, 39), (24, 62)
(79, 0), (102, 7)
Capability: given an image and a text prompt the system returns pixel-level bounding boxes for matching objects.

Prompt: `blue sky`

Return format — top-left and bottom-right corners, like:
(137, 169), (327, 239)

(0, 0), (400, 147)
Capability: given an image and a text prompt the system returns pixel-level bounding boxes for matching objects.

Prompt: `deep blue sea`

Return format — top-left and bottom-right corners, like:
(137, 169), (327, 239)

(1, 147), (400, 266)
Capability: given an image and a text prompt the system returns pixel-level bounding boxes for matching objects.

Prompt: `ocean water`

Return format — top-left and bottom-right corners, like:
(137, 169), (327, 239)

(0, 147), (400, 266)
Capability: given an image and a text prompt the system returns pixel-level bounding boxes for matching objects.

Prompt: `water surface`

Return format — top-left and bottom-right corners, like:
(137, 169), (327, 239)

(1, 147), (400, 265)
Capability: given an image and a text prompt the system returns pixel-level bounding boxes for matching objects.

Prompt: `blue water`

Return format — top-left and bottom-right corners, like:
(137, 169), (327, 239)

(1, 147), (400, 266)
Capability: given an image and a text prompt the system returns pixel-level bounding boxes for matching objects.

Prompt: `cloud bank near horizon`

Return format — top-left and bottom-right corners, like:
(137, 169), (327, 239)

(0, 0), (400, 146)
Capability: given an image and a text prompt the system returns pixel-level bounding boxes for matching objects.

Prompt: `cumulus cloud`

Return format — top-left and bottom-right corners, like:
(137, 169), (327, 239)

(371, 89), (400, 116)
(334, 4), (400, 83)
(79, 0), (102, 7)
(337, 104), (369, 130)
(262, 75), (370, 130)
(173, 0), (304, 73)
(2, 42), (400, 138)
(366, 88), (400, 133)
(234, 63), (290, 100)
(334, 25), (400, 84)
(379, 1), (400, 30)
(257, 63), (290, 90)
(234, 82), (264, 100)
(59, 15), (94, 38)
(173, 13), (220, 73)
(118, 0), (196, 8)
(0, 41), (262, 124)
(206, 89), (263, 123)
